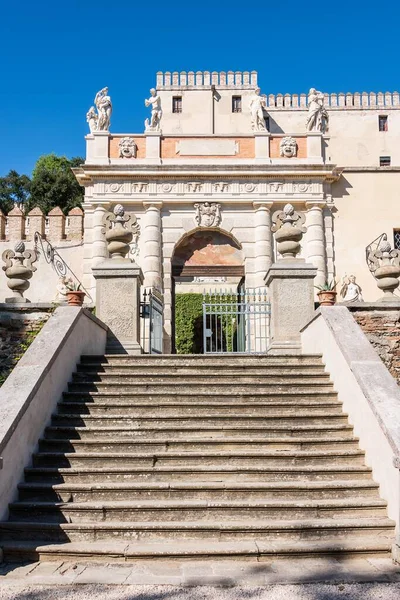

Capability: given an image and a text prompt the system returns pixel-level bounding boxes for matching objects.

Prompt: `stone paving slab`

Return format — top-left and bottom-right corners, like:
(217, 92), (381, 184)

(0, 557), (400, 590)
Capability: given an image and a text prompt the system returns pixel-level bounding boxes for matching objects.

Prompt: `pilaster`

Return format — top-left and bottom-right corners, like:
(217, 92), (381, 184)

(143, 202), (163, 290)
(253, 201), (273, 287)
(305, 201), (327, 288)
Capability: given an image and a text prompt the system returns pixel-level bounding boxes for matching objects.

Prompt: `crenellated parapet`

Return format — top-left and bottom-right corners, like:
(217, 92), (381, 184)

(156, 70), (258, 89)
(0, 206), (84, 243)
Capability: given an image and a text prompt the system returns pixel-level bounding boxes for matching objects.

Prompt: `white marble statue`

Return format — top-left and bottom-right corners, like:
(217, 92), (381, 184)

(249, 88), (267, 132)
(94, 87), (112, 131)
(54, 276), (73, 303)
(144, 88), (162, 131)
(306, 88), (329, 133)
(86, 106), (98, 133)
(340, 274), (363, 303)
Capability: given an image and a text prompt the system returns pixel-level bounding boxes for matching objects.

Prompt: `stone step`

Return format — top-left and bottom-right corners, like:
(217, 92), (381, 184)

(62, 390), (339, 403)
(72, 373), (332, 384)
(38, 437), (360, 454)
(80, 354), (324, 367)
(31, 449), (366, 469)
(17, 480), (380, 503)
(43, 424), (356, 440)
(1, 536), (392, 562)
(50, 414), (349, 428)
(8, 498), (388, 523)
(67, 381), (335, 394)
(24, 465), (374, 483)
(55, 402), (344, 417)
(77, 364), (328, 376)
(0, 517), (394, 544)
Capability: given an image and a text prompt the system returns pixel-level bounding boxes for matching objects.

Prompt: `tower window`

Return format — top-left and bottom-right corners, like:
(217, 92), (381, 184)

(172, 97), (182, 113)
(394, 230), (400, 250)
(232, 96), (242, 113)
(380, 156), (391, 167)
(379, 115), (388, 132)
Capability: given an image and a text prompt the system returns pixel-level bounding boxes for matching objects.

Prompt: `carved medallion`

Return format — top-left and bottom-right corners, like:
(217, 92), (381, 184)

(279, 136), (298, 158)
(118, 137), (137, 159)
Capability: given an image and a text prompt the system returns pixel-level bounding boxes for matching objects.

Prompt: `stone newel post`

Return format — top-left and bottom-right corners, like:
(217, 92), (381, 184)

(265, 204), (317, 354)
(92, 204), (143, 354)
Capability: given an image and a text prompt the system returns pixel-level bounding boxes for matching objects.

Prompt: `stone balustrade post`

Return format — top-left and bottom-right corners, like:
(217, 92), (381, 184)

(143, 202), (163, 290)
(253, 202), (273, 287)
(305, 201), (327, 288)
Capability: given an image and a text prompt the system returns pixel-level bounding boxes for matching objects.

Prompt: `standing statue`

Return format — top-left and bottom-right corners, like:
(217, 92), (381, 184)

(306, 88), (329, 133)
(86, 106), (98, 133)
(249, 88), (267, 132)
(340, 274), (363, 303)
(94, 87), (112, 130)
(144, 88), (162, 132)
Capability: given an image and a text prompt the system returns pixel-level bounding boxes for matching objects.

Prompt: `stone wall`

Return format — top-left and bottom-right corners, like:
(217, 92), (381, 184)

(0, 305), (53, 385)
(348, 303), (400, 384)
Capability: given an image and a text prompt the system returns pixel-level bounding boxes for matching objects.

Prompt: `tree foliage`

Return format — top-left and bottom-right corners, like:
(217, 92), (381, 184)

(0, 170), (30, 214)
(27, 153), (84, 214)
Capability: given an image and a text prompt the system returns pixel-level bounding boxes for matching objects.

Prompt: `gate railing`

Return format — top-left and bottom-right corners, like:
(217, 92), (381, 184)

(140, 288), (163, 354)
(203, 288), (270, 354)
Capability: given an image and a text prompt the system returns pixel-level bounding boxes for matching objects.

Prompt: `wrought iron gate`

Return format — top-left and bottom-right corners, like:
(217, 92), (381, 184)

(202, 288), (270, 354)
(141, 289), (163, 354)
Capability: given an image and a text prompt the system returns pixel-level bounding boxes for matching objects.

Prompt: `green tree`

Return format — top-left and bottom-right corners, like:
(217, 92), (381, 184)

(0, 170), (31, 214)
(28, 154), (84, 214)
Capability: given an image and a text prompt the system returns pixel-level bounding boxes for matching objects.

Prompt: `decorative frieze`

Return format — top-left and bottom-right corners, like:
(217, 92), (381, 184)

(93, 179), (324, 199)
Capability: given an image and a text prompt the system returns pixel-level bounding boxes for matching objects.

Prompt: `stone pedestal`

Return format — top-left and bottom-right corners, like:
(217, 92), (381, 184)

(145, 132), (161, 161)
(254, 132), (270, 160)
(86, 131), (110, 165)
(93, 260), (144, 354)
(265, 261), (317, 354)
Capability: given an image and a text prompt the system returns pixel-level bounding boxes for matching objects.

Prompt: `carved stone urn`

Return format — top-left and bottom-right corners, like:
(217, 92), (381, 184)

(104, 204), (140, 261)
(2, 241), (37, 303)
(271, 204), (307, 259)
(368, 241), (400, 301)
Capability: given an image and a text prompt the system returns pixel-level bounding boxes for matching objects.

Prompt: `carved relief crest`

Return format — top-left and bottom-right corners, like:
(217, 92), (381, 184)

(194, 202), (222, 228)
(118, 137), (137, 159)
(279, 136), (298, 158)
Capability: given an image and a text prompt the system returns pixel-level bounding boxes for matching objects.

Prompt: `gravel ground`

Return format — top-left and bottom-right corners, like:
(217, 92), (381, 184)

(1, 584), (400, 600)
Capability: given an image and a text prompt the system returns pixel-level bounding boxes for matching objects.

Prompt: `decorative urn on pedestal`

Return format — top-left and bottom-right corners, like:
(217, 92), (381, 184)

(2, 241), (37, 303)
(368, 241), (400, 301)
(271, 203), (307, 259)
(105, 204), (140, 260)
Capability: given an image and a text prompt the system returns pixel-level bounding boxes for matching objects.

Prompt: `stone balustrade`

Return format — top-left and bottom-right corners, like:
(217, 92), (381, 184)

(1, 206), (84, 243)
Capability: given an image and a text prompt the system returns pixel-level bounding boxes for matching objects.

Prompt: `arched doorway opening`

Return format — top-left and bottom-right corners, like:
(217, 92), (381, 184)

(171, 229), (245, 353)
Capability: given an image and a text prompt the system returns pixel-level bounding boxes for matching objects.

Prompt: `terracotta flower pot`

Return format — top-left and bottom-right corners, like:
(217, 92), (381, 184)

(66, 291), (86, 306)
(317, 290), (337, 306)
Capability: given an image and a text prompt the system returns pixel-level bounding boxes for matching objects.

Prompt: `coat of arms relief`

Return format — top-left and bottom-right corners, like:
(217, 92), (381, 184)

(194, 202), (222, 228)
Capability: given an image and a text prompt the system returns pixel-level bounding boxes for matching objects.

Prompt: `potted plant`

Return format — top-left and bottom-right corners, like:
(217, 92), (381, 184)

(315, 279), (337, 306)
(65, 279), (86, 306)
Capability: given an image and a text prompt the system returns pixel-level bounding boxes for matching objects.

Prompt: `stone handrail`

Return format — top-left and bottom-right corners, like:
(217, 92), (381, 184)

(0, 307), (107, 520)
(301, 306), (400, 557)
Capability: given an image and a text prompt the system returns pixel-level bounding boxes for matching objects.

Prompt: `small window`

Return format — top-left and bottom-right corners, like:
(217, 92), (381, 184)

(232, 96), (242, 113)
(379, 115), (388, 132)
(380, 156), (391, 167)
(394, 230), (400, 250)
(172, 97), (182, 113)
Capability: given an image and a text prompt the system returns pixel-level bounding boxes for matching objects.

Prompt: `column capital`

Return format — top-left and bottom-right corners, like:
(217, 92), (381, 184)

(253, 201), (273, 210)
(143, 201), (163, 211)
(305, 200), (326, 210)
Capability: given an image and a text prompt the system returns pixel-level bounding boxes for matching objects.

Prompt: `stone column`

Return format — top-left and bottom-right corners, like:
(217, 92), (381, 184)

(92, 205), (108, 268)
(305, 201), (327, 288)
(143, 202), (163, 290)
(253, 201), (273, 287)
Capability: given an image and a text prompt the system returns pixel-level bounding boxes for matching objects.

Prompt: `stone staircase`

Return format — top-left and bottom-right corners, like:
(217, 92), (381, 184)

(0, 354), (395, 562)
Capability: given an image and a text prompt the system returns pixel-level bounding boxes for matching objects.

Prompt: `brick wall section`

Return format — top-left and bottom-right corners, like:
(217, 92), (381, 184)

(351, 307), (400, 383)
(0, 306), (52, 386)
(161, 137), (255, 159)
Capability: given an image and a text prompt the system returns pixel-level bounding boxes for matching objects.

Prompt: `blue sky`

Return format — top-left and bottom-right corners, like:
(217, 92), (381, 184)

(1, 0), (399, 176)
